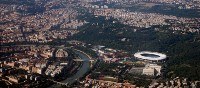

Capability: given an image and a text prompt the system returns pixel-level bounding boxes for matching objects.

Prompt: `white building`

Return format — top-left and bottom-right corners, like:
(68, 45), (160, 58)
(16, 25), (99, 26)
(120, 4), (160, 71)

(142, 67), (155, 76)
(142, 64), (162, 76)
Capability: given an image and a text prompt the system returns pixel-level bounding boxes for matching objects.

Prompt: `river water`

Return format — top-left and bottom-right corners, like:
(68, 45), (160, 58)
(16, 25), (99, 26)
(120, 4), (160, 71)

(50, 49), (90, 87)
(62, 50), (90, 84)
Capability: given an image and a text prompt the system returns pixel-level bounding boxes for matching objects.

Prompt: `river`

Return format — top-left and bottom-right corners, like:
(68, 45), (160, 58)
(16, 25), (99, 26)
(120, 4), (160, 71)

(62, 50), (90, 84)
(50, 49), (90, 87)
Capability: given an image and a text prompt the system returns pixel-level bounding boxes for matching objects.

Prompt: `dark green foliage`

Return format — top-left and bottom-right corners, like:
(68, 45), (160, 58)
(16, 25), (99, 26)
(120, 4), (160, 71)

(74, 46), (98, 58)
(123, 4), (200, 18)
(166, 41), (200, 80)
(124, 73), (152, 87)
(144, 5), (200, 18)
(72, 16), (200, 80)
(0, 0), (46, 15)
(94, 62), (123, 76)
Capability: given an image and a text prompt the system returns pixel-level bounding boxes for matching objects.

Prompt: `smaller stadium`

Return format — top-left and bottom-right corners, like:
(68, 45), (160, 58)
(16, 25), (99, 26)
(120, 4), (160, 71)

(134, 51), (167, 62)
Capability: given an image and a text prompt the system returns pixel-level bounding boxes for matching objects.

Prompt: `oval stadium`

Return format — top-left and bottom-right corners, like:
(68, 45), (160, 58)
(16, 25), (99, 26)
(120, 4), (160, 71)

(134, 51), (167, 62)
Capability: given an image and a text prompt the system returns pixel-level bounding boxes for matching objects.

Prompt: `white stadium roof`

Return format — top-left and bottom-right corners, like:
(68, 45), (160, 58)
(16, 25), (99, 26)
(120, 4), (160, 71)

(134, 51), (167, 61)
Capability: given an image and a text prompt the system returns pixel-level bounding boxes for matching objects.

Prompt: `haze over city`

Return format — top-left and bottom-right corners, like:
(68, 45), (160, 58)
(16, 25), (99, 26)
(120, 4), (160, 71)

(0, 0), (200, 88)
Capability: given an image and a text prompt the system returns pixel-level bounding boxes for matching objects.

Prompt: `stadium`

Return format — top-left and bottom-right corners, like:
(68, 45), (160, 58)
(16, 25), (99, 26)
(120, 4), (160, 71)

(134, 51), (167, 62)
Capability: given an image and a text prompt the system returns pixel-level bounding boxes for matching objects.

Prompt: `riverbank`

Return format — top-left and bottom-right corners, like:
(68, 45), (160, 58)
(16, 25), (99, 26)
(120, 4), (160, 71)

(49, 49), (92, 87)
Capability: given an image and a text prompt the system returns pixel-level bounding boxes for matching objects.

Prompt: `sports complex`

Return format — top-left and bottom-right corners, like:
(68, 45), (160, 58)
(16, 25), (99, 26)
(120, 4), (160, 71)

(134, 51), (167, 62)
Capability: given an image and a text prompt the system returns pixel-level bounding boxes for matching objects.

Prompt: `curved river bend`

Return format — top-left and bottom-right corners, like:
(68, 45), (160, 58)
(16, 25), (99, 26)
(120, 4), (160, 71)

(50, 49), (90, 87)
(63, 50), (90, 84)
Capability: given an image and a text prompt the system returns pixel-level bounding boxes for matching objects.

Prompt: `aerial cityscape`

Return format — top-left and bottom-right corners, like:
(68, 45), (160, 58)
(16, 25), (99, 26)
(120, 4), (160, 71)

(0, 0), (200, 88)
